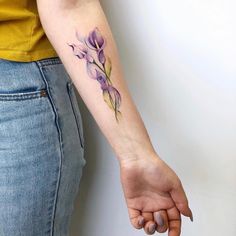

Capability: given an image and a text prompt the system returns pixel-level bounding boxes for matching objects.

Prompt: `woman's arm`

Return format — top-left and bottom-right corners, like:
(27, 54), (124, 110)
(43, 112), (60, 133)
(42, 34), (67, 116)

(36, 1), (193, 235)
(36, 0), (154, 162)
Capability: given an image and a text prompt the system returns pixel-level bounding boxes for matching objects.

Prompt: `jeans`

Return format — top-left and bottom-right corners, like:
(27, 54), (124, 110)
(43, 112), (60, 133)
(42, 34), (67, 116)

(0, 57), (86, 236)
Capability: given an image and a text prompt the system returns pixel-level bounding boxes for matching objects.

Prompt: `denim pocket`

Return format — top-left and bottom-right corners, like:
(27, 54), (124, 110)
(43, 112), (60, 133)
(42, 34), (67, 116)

(66, 80), (84, 149)
(0, 89), (48, 101)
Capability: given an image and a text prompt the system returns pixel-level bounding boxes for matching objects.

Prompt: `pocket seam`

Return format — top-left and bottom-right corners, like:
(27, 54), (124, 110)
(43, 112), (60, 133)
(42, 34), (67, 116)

(66, 81), (84, 149)
(0, 89), (48, 101)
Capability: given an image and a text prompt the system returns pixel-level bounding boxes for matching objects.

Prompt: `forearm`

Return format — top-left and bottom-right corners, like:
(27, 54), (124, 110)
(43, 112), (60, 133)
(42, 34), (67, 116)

(37, 0), (156, 162)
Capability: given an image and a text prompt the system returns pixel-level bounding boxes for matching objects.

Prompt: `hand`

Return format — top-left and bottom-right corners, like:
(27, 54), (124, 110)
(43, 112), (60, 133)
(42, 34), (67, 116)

(119, 151), (193, 235)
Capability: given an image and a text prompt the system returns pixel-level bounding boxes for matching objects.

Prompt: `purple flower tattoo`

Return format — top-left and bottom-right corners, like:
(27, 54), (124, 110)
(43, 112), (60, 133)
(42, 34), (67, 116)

(68, 27), (122, 122)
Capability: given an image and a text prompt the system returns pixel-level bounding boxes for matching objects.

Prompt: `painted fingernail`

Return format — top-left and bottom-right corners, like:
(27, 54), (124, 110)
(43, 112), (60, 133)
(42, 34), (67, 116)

(138, 217), (145, 226)
(155, 213), (164, 227)
(149, 223), (156, 234)
(189, 208), (193, 222)
(190, 212), (193, 222)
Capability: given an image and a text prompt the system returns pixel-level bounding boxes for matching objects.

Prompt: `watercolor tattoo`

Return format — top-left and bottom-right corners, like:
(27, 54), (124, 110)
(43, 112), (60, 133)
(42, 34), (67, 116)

(68, 27), (122, 122)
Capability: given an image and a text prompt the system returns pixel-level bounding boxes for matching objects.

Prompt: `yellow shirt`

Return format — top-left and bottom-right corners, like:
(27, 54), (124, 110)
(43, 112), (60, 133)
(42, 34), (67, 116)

(0, 0), (58, 62)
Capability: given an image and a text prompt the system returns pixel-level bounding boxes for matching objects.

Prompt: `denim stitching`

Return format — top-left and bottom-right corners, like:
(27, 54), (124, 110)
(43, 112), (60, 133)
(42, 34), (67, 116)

(36, 57), (62, 67)
(0, 90), (47, 101)
(35, 61), (64, 236)
(66, 81), (84, 149)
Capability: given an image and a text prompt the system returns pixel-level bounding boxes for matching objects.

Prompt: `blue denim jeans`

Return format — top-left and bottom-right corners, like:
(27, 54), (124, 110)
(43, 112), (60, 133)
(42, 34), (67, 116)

(0, 57), (86, 236)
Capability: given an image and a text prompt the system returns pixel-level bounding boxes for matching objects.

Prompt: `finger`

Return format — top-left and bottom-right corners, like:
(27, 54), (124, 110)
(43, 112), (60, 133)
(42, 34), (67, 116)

(142, 212), (156, 235)
(167, 206), (181, 236)
(143, 220), (156, 235)
(153, 210), (168, 233)
(127, 208), (145, 229)
(142, 212), (153, 222)
(170, 180), (193, 221)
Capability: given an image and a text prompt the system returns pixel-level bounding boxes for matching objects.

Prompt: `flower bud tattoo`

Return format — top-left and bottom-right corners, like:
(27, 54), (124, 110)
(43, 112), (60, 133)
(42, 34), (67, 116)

(68, 27), (122, 122)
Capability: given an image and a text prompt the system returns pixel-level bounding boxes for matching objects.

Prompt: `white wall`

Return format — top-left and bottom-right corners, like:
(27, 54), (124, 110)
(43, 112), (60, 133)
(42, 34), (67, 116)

(70, 1), (236, 235)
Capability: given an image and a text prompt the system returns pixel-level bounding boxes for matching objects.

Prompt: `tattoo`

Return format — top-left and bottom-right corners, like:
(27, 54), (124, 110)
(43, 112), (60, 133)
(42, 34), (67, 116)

(68, 27), (122, 122)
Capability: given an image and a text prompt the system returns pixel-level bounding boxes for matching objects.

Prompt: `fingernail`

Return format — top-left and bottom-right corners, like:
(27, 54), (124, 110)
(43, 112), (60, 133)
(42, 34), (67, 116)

(138, 217), (145, 226)
(190, 214), (193, 222)
(189, 209), (193, 222)
(155, 213), (164, 227)
(149, 223), (156, 234)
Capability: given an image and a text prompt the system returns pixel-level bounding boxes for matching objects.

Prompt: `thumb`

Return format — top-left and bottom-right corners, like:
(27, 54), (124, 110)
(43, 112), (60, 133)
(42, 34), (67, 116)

(170, 180), (193, 222)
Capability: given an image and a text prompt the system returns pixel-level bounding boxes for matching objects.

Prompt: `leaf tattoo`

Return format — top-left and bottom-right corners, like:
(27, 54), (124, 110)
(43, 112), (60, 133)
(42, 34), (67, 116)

(68, 27), (122, 122)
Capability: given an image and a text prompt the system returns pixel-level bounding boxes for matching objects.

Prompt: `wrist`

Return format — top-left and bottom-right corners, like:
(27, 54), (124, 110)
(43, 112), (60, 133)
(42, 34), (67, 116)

(115, 141), (159, 166)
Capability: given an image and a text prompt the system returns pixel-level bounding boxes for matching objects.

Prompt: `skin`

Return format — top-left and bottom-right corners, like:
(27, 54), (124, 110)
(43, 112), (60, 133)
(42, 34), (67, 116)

(36, 0), (193, 235)
(119, 152), (192, 235)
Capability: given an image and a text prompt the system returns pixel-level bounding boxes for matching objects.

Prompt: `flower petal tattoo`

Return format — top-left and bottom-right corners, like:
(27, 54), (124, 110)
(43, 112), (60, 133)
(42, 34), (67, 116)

(67, 27), (122, 122)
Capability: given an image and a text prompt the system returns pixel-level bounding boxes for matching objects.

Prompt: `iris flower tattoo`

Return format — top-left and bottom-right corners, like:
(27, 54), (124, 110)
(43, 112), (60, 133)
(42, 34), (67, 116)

(68, 27), (122, 122)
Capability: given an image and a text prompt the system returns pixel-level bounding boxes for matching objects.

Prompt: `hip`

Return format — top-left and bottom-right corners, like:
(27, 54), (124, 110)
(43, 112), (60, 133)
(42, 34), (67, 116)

(0, 57), (86, 236)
